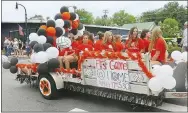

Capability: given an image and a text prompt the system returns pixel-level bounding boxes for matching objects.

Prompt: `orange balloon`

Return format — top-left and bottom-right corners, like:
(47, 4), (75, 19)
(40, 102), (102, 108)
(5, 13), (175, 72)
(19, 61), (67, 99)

(40, 25), (47, 30)
(46, 27), (56, 37)
(61, 12), (71, 20)
(72, 20), (79, 29)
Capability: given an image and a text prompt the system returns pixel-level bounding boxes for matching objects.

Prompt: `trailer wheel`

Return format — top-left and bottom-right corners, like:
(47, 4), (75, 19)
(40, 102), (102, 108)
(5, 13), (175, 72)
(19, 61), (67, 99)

(38, 74), (58, 99)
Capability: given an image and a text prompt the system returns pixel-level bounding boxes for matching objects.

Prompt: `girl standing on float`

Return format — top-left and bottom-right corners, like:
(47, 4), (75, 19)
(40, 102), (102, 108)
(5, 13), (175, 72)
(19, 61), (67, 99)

(113, 35), (124, 52)
(101, 31), (116, 52)
(148, 26), (168, 64)
(140, 29), (151, 53)
(94, 32), (104, 51)
(125, 27), (144, 53)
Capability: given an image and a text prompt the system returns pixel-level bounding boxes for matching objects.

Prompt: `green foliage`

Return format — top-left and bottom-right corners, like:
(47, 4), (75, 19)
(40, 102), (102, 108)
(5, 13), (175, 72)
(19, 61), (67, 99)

(76, 9), (94, 24)
(112, 10), (136, 26)
(94, 17), (113, 26)
(167, 42), (181, 54)
(140, 2), (187, 28)
(159, 18), (180, 38)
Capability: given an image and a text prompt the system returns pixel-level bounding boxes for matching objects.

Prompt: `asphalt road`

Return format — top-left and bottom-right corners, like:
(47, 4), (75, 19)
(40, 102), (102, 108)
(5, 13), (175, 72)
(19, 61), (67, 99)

(1, 58), (187, 112)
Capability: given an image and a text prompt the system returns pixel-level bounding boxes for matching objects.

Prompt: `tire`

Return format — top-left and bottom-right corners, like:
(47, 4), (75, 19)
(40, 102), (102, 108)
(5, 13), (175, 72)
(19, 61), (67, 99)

(38, 74), (58, 100)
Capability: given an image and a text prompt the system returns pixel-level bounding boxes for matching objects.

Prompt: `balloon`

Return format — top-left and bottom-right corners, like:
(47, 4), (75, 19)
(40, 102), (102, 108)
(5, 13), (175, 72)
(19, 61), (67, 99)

(60, 6), (69, 13)
(72, 20), (79, 29)
(29, 41), (38, 49)
(55, 19), (64, 28)
(3, 62), (11, 69)
(29, 33), (38, 41)
(46, 27), (56, 37)
(33, 43), (44, 53)
(181, 52), (187, 62)
(160, 65), (173, 76)
(63, 20), (71, 28)
(43, 43), (52, 51)
(54, 13), (62, 20)
(35, 51), (48, 63)
(48, 58), (60, 69)
(76, 30), (84, 36)
(37, 63), (49, 74)
(37, 35), (47, 44)
(10, 57), (18, 66)
(74, 13), (79, 21)
(46, 47), (59, 59)
(56, 36), (71, 49)
(62, 12), (71, 20)
(162, 76), (176, 89)
(171, 51), (182, 61)
(40, 25), (47, 30)
(71, 29), (78, 35)
(68, 7), (75, 13)
(30, 53), (36, 63)
(151, 65), (161, 76)
(55, 27), (64, 37)
(46, 36), (54, 45)
(2, 55), (9, 63)
(46, 19), (56, 28)
(148, 77), (163, 92)
(78, 23), (84, 30)
(70, 13), (76, 20)
(10, 66), (18, 74)
(37, 28), (46, 36)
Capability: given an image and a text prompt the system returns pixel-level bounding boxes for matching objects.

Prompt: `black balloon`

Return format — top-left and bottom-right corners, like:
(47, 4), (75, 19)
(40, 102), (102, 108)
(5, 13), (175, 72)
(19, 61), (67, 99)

(63, 20), (71, 28)
(10, 57), (18, 66)
(43, 43), (52, 51)
(54, 13), (62, 20)
(46, 20), (56, 28)
(10, 66), (18, 74)
(48, 58), (60, 69)
(37, 28), (46, 36)
(71, 29), (78, 35)
(60, 6), (69, 13)
(78, 23), (84, 30)
(70, 13), (76, 20)
(29, 41), (38, 49)
(46, 36), (54, 45)
(55, 27), (64, 37)
(37, 63), (49, 74)
(3, 62), (11, 69)
(33, 44), (44, 53)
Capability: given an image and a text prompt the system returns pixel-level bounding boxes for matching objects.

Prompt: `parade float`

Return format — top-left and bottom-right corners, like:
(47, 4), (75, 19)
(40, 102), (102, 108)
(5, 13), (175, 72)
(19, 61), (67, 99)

(2, 6), (187, 107)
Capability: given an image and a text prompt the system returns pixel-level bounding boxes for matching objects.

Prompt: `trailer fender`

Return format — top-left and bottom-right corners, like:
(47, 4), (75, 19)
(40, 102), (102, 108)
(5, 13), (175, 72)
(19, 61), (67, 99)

(49, 72), (64, 90)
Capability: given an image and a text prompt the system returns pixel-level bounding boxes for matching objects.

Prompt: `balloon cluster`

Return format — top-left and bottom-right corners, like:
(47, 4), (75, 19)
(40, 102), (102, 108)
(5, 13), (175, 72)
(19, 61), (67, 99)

(148, 64), (176, 92)
(171, 51), (187, 64)
(3, 57), (18, 74)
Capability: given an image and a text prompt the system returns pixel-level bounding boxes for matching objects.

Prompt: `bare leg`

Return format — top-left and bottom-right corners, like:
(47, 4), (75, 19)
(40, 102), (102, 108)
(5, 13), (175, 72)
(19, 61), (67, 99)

(63, 55), (78, 69)
(58, 56), (63, 68)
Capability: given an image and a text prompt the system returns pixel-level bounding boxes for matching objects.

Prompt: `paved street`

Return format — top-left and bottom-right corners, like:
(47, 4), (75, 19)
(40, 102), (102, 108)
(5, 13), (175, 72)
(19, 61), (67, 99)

(2, 59), (187, 112)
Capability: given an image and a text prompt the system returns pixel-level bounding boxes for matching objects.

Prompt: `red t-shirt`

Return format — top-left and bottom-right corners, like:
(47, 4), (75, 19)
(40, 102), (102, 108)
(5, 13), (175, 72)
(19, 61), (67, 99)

(59, 47), (75, 56)
(78, 37), (93, 46)
(101, 42), (115, 52)
(115, 41), (124, 52)
(125, 38), (144, 52)
(94, 40), (103, 51)
(151, 37), (167, 63)
(142, 38), (150, 53)
(77, 44), (93, 53)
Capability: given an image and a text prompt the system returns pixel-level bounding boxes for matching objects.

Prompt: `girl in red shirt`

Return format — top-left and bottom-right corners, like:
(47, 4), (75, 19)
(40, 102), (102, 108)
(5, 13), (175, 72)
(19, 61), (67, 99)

(101, 31), (116, 52)
(125, 27), (144, 53)
(114, 35), (124, 52)
(94, 32), (104, 51)
(148, 27), (168, 64)
(140, 29), (151, 53)
(77, 34), (93, 53)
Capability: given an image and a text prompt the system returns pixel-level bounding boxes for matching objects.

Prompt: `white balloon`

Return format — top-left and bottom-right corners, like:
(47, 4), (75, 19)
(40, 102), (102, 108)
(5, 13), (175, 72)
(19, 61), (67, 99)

(151, 66), (162, 77)
(46, 47), (59, 59)
(56, 36), (71, 49)
(29, 33), (38, 41)
(35, 51), (48, 63)
(30, 53), (36, 63)
(148, 77), (163, 92)
(181, 52), (187, 62)
(171, 51), (182, 61)
(2, 55), (9, 63)
(37, 35), (47, 44)
(162, 76), (176, 89)
(55, 19), (64, 28)
(160, 65), (174, 76)
(77, 30), (84, 36)
(68, 7), (75, 12)
(74, 14), (79, 21)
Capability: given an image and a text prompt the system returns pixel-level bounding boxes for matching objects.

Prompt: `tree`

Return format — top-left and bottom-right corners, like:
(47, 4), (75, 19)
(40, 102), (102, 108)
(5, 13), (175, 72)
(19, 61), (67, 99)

(112, 10), (136, 26)
(159, 18), (180, 38)
(140, 2), (187, 28)
(76, 9), (94, 24)
(94, 16), (113, 26)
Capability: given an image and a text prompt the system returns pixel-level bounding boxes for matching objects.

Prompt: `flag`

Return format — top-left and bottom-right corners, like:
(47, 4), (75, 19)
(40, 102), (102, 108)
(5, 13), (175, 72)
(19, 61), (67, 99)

(18, 24), (24, 36)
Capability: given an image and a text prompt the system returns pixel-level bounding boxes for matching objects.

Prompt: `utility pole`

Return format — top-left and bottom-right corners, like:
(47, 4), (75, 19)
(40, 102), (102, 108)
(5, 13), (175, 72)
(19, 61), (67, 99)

(103, 9), (108, 26)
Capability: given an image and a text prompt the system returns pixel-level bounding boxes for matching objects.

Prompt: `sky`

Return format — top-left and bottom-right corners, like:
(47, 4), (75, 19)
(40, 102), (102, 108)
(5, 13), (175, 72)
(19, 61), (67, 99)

(2, 1), (187, 22)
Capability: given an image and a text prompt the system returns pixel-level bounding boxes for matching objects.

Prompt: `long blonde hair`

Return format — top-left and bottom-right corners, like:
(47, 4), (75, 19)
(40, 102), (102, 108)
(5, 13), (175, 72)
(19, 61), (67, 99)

(148, 26), (168, 52)
(103, 31), (116, 44)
